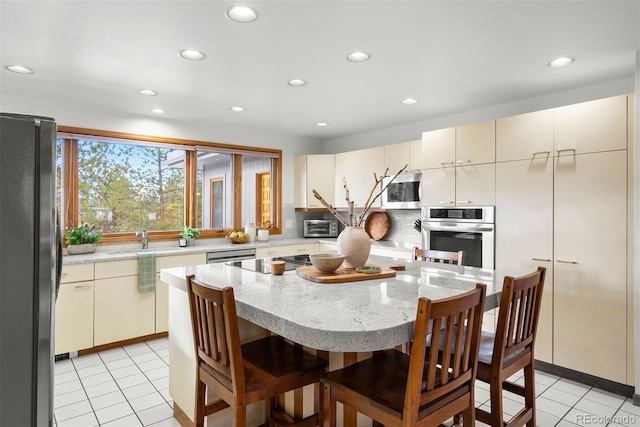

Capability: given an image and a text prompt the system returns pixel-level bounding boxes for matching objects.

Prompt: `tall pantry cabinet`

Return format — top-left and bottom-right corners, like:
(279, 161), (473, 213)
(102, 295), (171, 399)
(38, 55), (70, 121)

(495, 94), (630, 383)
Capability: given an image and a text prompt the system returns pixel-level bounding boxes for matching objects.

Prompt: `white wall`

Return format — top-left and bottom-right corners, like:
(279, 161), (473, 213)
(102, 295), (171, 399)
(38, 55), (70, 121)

(322, 77), (635, 154)
(634, 49), (640, 401)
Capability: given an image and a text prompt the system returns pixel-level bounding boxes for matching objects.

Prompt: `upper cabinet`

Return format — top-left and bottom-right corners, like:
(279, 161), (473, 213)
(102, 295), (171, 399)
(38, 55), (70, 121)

(384, 141), (412, 174)
(294, 154), (335, 209)
(455, 120), (495, 165)
(334, 151), (359, 208)
(553, 94), (627, 156)
(411, 128), (455, 170)
(356, 146), (385, 207)
(496, 109), (554, 162)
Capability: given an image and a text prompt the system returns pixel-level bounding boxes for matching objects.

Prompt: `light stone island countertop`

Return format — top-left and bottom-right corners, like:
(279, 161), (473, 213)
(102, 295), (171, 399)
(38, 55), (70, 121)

(160, 255), (503, 352)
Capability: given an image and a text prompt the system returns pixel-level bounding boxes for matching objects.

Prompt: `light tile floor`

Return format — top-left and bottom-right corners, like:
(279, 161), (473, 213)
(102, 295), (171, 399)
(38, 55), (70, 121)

(55, 337), (639, 426)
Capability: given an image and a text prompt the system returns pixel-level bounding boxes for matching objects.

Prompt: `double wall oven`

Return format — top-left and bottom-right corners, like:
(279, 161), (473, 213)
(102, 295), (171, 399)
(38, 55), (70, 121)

(421, 206), (495, 269)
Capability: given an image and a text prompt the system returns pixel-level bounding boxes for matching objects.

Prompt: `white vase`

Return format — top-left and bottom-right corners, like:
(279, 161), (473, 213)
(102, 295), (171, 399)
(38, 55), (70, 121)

(336, 226), (371, 269)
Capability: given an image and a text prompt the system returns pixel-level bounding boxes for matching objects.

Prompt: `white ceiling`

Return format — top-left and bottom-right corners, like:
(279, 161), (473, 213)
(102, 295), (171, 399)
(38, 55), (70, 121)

(1, 1), (639, 141)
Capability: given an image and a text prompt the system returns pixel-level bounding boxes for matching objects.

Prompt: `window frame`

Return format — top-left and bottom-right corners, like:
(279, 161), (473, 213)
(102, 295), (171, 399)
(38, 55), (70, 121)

(58, 126), (282, 245)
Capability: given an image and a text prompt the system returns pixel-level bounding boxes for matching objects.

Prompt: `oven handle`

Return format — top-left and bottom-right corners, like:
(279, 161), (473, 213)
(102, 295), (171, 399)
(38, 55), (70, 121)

(422, 223), (495, 232)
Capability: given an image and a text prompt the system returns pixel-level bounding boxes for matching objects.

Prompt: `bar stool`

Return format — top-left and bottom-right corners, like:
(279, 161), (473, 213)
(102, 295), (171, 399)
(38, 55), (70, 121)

(186, 274), (328, 427)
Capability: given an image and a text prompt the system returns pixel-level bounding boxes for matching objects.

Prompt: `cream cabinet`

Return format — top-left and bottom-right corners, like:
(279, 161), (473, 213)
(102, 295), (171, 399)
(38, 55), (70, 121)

(496, 109), (554, 162)
(554, 95), (627, 156)
(411, 128), (456, 170)
(334, 151), (359, 208)
(384, 141), (412, 174)
(420, 163), (494, 207)
(553, 150), (627, 383)
(156, 253), (206, 333)
(94, 259), (155, 346)
(255, 243), (317, 259)
(55, 263), (94, 354)
(356, 146), (385, 207)
(455, 120), (495, 165)
(495, 158), (554, 362)
(294, 154), (335, 208)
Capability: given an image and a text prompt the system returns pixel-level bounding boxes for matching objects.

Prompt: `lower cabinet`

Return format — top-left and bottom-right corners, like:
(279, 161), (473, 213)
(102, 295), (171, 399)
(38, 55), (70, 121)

(255, 243), (317, 259)
(55, 280), (94, 354)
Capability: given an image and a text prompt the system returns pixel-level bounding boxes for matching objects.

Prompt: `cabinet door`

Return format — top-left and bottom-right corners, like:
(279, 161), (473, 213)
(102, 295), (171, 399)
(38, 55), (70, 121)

(456, 120), (495, 165)
(496, 109), (554, 162)
(554, 150), (627, 383)
(554, 95), (627, 156)
(334, 151), (359, 208)
(356, 146), (385, 207)
(495, 158), (553, 362)
(307, 155), (335, 208)
(455, 163), (495, 206)
(420, 167), (455, 206)
(255, 244), (316, 259)
(411, 128), (455, 170)
(384, 141), (412, 174)
(55, 281), (94, 354)
(94, 276), (156, 346)
(155, 274), (168, 333)
(293, 155), (307, 208)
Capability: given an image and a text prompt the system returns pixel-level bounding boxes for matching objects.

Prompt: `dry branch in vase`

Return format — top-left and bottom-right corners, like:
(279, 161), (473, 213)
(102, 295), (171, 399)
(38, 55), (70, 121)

(312, 163), (408, 227)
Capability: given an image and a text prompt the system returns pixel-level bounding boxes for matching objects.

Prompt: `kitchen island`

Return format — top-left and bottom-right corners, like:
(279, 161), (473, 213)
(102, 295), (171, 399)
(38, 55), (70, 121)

(160, 255), (504, 426)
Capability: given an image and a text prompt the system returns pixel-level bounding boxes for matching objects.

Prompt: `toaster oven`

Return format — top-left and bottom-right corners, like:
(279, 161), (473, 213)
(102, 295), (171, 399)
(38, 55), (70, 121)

(303, 219), (339, 238)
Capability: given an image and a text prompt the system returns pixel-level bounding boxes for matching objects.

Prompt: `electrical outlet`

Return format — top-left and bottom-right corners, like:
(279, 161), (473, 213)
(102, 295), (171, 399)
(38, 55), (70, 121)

(285, 220), (294, 229)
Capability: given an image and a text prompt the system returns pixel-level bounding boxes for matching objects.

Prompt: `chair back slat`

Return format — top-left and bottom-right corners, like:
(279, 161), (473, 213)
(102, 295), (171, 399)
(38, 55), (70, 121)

(406, 284), (486, 415)
(494, 267), (546, 364)
(187, 275), (245, 391)
(412, 248), (465, 265)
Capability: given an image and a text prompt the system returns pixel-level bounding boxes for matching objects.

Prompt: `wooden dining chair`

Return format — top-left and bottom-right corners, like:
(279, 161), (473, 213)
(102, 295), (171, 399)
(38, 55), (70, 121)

(412, 247), (465, 265)
(186, 275), (328, 427)
(475, 266), (546, 427)
(322, 284), (486, 427)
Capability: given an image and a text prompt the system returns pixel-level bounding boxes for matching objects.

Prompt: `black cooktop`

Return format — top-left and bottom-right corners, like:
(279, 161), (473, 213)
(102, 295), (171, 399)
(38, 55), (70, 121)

(226, 254), (311, 274)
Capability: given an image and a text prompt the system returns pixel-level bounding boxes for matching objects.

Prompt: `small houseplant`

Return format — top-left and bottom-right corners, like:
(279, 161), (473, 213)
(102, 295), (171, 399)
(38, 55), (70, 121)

(178, 226), (200, 247)
(65, 223), (103, 255)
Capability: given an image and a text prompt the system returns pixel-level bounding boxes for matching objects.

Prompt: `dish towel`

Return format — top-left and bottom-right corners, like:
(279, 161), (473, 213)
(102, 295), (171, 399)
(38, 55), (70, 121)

(137, 252), (156, 294)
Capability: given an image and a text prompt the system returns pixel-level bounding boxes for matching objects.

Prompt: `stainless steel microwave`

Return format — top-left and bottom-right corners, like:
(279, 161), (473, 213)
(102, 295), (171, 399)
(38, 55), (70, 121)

(381, 172), (422, 209)
(303, 219), (339, 238)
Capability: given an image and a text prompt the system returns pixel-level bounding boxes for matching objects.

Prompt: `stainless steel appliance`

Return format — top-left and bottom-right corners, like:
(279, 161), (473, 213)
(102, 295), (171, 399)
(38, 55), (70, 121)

(228, 254), (312, 274)
(380, 172), (422, 209)
(421, 206), (495, 269)
(207, 247), (256, 263)
(303, 219), (338, 238)
(1, 113), (62, 426)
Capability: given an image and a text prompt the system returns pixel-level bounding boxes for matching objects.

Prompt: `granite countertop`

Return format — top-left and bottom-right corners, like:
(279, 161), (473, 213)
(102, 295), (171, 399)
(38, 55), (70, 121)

(160, 255), (502, 352)
(61, 236), (414, 265)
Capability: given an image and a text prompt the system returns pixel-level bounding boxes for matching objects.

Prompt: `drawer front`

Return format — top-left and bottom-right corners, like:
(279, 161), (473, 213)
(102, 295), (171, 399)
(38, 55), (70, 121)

(256, 244), (315, 259)
(60, 263), (94, 283)
(156, 253), (206, 272)
(94, 259), (138, 279)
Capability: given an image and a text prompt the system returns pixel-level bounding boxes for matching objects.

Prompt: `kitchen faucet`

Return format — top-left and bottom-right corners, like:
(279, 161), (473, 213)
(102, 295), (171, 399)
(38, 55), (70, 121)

(136, 230), (148, 249)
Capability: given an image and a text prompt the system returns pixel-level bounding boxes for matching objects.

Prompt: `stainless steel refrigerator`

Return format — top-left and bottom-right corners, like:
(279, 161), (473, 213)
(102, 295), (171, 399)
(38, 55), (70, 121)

(0, 113), (62, 426)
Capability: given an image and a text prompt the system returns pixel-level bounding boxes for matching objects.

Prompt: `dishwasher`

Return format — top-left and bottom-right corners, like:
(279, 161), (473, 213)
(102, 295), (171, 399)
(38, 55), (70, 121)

(206, 247), (256, 264)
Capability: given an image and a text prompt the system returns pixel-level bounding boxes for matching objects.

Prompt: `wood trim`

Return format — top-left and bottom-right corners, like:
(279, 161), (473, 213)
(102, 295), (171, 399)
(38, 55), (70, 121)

(76, 332), (168, 357)
(185, 151), (197, 227)
(272, 155), (283, 235)
(62, 138), (78, 231)
(535, 360), (634, 398)
(233, 155), (242, 230)
(173, 402), (195, 427)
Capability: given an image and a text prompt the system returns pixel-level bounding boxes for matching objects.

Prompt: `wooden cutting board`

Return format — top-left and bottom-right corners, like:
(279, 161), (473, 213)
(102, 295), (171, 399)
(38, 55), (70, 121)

(296, 265), (396, 283)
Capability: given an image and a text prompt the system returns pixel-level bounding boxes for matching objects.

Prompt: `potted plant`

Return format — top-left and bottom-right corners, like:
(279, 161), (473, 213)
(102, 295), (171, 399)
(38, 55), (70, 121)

(65, 223), (103, 255)
(179, 226), (200, 247)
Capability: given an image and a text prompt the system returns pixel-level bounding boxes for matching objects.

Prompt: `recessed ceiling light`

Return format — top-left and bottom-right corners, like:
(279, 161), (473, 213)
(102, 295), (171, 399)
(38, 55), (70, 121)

(226, 6), (259, 23)
(287, 79), (307, 87)
(5, 65), (33, 74)
(230, 106), (245, 112)
(316, 122), (329, 127)
(178, 49), (206, 61)
(402, 98), (419, 105)
(548, 56), (576, 68)
(138, 89), (158, 96)
(347, 51), (370, 63)
(150, 108), (166, 114)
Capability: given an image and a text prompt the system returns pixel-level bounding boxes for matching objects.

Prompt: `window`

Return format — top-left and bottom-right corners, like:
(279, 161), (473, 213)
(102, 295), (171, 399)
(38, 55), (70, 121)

(58, 127), (282, 244)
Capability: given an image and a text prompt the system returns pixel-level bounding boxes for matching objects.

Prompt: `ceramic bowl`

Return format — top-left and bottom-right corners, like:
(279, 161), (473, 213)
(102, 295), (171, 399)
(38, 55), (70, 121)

(226, 234), (250, 244)
(309, 253), (345, 274)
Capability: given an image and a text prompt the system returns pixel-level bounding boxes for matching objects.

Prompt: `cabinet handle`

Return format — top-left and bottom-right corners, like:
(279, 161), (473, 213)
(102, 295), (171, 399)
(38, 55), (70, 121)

(439, 201), (454, 204)
(440, 162), (454, 167)
(266, 251), (277, 256)
(556, 148), (576, 154)
(531, 258), (552, 262)
(456, 200), (471, 204)
(456, 160), (471, 164)
(74, 284), (92, 289)
(556, 260), (578, 264)
(532, 151), (551, 156)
